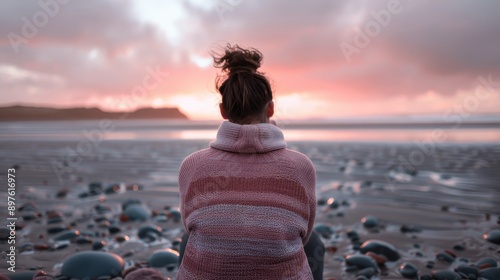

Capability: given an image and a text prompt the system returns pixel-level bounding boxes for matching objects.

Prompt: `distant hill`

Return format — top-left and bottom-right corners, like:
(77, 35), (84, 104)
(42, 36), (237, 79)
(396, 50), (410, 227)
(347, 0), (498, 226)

(0, 105), (188, 121)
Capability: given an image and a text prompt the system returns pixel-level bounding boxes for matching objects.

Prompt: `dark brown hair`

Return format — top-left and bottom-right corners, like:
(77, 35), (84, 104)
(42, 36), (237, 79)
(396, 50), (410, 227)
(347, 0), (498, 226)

(212, 44), (273, 124)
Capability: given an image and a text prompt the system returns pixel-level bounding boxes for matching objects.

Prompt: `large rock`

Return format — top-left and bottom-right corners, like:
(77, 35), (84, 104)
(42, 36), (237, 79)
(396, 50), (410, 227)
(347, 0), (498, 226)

(148, 249), (179, 271)
(359, 240), (400, 261)
(345, 255), (378, 270)
(484, 229), (500, 245)
(61, 252), (124, 279)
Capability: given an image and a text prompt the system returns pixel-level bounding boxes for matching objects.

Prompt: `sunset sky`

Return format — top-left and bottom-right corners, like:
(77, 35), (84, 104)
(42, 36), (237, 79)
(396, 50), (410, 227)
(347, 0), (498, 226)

(1, 0), (499, 120)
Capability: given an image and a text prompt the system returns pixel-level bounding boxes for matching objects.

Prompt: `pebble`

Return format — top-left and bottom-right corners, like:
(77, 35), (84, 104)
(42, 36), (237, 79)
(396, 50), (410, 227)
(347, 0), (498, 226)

(154, 213), (168, 223)
(34, 244), (50, 251)
(115, 235), (130, 243)
(2, 272), (36, 280)
(436, 251), (455, 263)
(317, 198), (327, 206)
(364, 252), (386, 265)
(431, 270), (461, 280)
(61, 252), (124, 279)
(124, 205), (150, 221)
(454, 264), (479, 277)
(171, 237), (182, 247)
(94, 205), (111, 214)
(167, 209), (182, 222)
(126, 184), (144, 191)
(47, 215), (64, 224)
(441, 174), (451, 180)
(357, 267), (376, 278)
(23, 212), (42, 221)
(426, 261), (435, 269)
(54, 230), (80, 242)
(122, 199), (142, 211)
(314, 224), (334, 239)
(47, 226), (68, 234)
(119, 214), (130, 222)
(468, 273), (477, 280)
(105, 184), (120, 194)
(347, 230), (360, 242)
(327, 198), (339, 209)
(20, 242), (34, 253)
(19, 203), (37, 212)
(138, 225), (163, 241)
(78, 192), (89, 198)
(484, 229), (500, 245)
(32, 270), (52, 280)
(400, 224), (422, 233)
(443, 250), (456, 258)
(360, 181), (372, 189)
(361, 216), (378, 229)
(15, 222), (25, 230)
(80, 230), (96, 237)
(124, 268), (165, 280)
(480, 267), (500, 280)
(326, 245), (338, 254)
(93, 240), (106, 250)
(359, 240), (400, 261)
(88, 182), (103, 196)
(54, 243), (69, 250)
(345, 255), (378, 270)
(109, 226), (121, 234)
(98, 221), (110, 229)
(56, 189), (69, 198)
(0, 228), (10, 241)
(398, 262), (418, 278)
(475, 257), (497, 269)
(74, 236), (92, 245)
(94, 216), (108, 223)
(148, 249), (179, 271)
(419, 274), (432, 280)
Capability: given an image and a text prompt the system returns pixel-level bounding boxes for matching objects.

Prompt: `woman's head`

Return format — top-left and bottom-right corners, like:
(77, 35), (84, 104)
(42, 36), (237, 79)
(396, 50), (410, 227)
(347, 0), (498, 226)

(212, 44), (274, 124)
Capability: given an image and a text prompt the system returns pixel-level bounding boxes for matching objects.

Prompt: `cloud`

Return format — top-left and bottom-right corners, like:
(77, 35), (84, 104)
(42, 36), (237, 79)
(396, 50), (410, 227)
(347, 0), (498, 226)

(0, 0), (178, 107)
(0, 0), (499, 117)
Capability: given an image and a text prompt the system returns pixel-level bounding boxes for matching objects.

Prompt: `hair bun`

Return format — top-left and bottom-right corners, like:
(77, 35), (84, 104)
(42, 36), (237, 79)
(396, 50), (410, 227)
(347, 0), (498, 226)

(212, 44), (262, 74)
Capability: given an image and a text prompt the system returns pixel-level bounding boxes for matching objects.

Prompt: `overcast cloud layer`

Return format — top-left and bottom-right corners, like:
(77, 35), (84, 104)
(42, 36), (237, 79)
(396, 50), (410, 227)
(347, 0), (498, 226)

(1, 0), (499, 119)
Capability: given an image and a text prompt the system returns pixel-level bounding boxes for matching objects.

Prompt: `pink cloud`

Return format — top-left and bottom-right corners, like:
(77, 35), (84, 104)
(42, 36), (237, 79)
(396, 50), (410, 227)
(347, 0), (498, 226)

(0, 0), (499, 118)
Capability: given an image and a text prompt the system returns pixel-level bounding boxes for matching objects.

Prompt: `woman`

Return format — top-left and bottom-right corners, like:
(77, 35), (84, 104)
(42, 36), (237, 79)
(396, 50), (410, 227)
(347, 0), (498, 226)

(177, 44), (324, 279)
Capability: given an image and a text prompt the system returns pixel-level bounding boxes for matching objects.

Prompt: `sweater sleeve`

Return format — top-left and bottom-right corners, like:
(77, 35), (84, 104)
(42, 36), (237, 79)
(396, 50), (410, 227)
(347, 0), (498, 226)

(178, 154), (196, 233)
(300, 156), (317, 245)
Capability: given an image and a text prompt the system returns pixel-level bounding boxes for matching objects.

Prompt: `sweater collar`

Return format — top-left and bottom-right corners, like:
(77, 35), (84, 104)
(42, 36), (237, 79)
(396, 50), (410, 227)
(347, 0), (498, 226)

(210, 121), (287, 153)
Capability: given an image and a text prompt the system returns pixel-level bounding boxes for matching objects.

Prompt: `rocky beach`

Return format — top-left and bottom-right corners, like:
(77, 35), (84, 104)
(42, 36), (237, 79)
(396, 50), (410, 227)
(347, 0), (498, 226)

(0, 121), (499, 279)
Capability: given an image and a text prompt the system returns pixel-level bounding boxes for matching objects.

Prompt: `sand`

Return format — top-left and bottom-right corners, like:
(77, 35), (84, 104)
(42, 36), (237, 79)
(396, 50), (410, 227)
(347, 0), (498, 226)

(0, 139), (499, 279)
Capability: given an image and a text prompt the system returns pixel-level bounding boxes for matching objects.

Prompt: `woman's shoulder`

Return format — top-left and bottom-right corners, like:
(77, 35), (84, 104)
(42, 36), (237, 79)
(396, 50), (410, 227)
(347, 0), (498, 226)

(180, 148), (213, 168)
(274, 148), (316, 187)
(282, 148), (315, 168)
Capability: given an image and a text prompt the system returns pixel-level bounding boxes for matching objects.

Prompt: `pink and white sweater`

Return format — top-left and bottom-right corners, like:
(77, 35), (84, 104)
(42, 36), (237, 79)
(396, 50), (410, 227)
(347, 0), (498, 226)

(177, 121), (316, 280)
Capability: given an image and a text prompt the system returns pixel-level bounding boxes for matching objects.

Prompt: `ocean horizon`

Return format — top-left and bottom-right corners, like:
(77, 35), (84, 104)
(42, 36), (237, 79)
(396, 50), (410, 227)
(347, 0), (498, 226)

(1, 116), (500, 143)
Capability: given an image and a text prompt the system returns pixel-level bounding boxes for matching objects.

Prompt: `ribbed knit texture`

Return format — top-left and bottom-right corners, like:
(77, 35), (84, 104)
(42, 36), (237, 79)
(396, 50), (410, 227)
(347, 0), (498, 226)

(177, 121), (316, 280)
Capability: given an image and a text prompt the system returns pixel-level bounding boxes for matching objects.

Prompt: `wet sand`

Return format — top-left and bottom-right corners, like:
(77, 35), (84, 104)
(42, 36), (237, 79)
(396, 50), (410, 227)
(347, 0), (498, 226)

(0, 140), (499, 279)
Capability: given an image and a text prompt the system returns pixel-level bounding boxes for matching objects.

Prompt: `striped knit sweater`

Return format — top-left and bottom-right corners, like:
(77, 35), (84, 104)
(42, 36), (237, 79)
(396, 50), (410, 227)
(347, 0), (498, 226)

(177, 121), (317, 280)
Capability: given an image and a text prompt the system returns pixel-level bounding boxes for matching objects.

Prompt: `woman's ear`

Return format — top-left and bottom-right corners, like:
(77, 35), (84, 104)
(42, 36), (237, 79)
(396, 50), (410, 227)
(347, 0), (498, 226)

(267, 101), (274, 118)
(219, 103), (229, 119)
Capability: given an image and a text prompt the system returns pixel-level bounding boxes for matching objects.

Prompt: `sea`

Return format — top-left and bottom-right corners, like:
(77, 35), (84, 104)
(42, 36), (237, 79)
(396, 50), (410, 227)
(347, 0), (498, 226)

(0, 117), (499, 278)
(1, 116), (500, 143)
